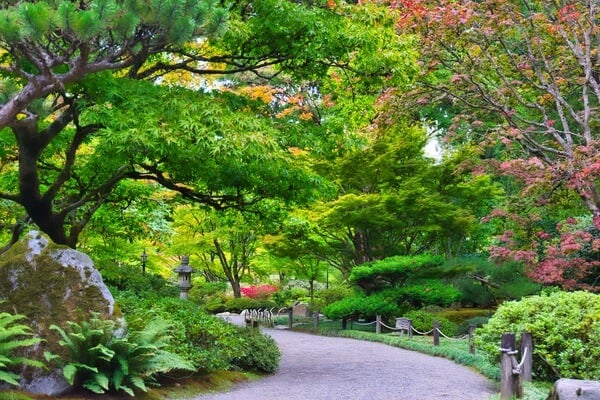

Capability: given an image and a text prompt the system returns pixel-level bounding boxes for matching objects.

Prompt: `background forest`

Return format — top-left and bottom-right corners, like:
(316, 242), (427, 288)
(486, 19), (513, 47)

(0, 0), (599, 396)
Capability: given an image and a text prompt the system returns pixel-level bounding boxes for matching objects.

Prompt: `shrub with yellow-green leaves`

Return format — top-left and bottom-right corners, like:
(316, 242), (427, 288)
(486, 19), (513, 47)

(475, 290), (600, 380)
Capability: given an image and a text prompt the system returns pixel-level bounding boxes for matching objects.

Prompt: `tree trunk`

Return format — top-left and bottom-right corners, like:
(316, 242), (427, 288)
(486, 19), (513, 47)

(231, 279), (241, 298)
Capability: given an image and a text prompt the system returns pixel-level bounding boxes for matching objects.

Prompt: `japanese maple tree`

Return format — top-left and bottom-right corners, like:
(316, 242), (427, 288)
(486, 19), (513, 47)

(391, 0), (600, 289)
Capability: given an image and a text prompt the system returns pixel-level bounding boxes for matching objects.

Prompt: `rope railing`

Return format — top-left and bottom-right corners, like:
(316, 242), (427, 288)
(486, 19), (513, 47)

(378, 320), (397, 331)
(412, 326), (435, 336)
(250, 308), (472, 347)
(353, 320), (377, 326)
(341, 315), (474, 352)
(436, 328), (469, 341)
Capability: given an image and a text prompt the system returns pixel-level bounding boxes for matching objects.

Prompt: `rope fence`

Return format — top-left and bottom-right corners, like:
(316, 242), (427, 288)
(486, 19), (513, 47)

(243, 310), (474, 350)
(356, 316), (474, 350)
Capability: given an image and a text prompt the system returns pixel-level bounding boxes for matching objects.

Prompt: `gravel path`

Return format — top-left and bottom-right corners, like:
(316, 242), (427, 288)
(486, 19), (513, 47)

(194, 319), (496, 400)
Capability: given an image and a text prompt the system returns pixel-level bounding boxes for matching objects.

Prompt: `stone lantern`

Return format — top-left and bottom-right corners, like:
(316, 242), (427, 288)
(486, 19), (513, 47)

(174, 255), (194, 299)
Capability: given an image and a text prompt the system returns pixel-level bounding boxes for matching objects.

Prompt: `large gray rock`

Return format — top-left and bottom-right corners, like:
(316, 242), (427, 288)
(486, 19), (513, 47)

(547, 379), (600, 400)
(0, 231), (116, 396)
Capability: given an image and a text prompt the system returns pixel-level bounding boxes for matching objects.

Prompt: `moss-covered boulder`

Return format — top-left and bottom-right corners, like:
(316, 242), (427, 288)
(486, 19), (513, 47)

(0, 231), (115, 395)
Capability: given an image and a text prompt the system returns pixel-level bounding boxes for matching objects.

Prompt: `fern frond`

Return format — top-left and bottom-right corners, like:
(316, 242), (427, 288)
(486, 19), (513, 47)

(92, 372), (109, 391)
(82, 381), (106, 394)
(0, 370), (20, 386)
(119, 385), (135, 397)
(0, 337), (42, 354)
(112, 368), (125, 390)
(129, 375), (147, 392)
(8, 356), (44, 368)
(63, 363), (98, 385)
(0, 307), (43, 386)
(88, 344), (114, 362)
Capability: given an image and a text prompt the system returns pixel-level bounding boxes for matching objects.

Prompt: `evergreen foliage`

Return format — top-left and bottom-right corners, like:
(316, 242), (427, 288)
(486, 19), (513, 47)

(322, 292), (401, 320)
(349, 255), (445, 292)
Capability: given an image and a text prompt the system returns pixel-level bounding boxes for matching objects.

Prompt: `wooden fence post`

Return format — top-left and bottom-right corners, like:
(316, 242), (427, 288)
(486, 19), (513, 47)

(288, 308), (293, 329)
(313, 311), (319, 328)
(376, 315), (381, 334)
(500, 333), (523, 399)
(433, 320), (440, 346)
(341, 317), (347, 330)
(468, 325), (475, 354)
(520, 332), (533, 382)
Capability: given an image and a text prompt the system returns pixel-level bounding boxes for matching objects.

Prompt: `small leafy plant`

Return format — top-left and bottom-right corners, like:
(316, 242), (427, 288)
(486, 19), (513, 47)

(45, 315), (194, 396)
(0, 310), (44, 386)
(231, 328), (280, 373)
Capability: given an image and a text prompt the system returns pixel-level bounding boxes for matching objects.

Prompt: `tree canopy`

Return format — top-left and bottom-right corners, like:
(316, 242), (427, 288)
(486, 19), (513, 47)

(0, 0), (416, 248)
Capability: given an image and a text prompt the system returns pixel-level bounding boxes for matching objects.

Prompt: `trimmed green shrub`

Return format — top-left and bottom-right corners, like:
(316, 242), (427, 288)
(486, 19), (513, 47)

(190, 281), (228, 300)
(322, 293), (400, 320)
(0, 310), (44, 386)
(231, 328), (280, 373)
(475, 291), (600, 380)
(121, 297), (280, 375)
(397, 280), (461, 307)
(314, 286), (352, 306)
(202, 296), (227, 314)
(224, 297), (277, 313)
(350, 254), (445, 292)
(404, 310), (457, 337)
(45, 315), (193, 396)
(449, 258), (541, 307)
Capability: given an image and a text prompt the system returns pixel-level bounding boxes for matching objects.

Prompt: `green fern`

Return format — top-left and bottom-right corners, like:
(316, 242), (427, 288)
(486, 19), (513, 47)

(0, 310), (44, 387)
(46, 315), (194, 396)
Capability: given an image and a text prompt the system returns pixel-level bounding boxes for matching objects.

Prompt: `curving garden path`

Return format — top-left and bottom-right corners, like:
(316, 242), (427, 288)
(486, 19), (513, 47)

(194, 318), (496, 400)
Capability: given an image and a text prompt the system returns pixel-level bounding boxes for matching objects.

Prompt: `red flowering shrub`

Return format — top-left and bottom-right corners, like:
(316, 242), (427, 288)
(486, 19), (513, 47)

(240, 284), (278, 299)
